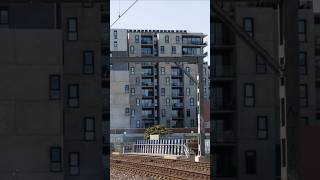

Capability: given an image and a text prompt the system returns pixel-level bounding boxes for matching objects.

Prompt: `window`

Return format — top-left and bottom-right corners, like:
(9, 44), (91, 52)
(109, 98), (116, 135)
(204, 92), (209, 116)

(130, 45), (135, 54)
(186, 88), (190, 96)
(257, 116), (268, 139)
(204, 88), (207, 96)
(136, 98), (140, 106)
(125, 85), (129, 93)
(186, 67), (190, 72)
(114, 41), (118, 48)
(67, 17), (78, 41)
(300, 84), (308, 107)
(166, 77), (170, 85)
(165, 35), (169, 43)
(281, 139), (286, 167)
(298, 19), (307, 42)
(243, 17), (254, 37)
(130, 67), (135, 74)
(256, 55), (267, 74)
(167, 120), (170, 127)
(131, 109), (135, 117)
(136, 120), (140, 128)
(114, 30), (117, 39)
(189, 79), (194, 85)
(299, 52), (307, 75)
(190, 98), (195, 106)
(203, 78), (206, 85)
(161, 109), (166, 117)
(166, 98), (170, 105)
(160, 46), (165, 54)
(84, 117), (95, 141)
(135, 77), (139, 85)
(191, 119), (195, 127)
(135, 35), (139, 43)
(49, 75), (61, 99)
(125, 108), (130, 116)
(130, 88), (135, 96)
(160, 67), (165, 75)
(68, 84), (79, 107)
(69, 152), (80, 175)
(245, 151), (256, 174)
(281, 98), (286, 126)
(186, 109), (190, 117)
(176, 36), (180, 43)
(161, 88), (165, 96)
(244, 83), (255, 107)
(203, 67), (207, 75)
(83, 51), (94, 74)
(50, 147), (62, 172)
(0, 8), (8, 25)
(172, 46), (176, 54)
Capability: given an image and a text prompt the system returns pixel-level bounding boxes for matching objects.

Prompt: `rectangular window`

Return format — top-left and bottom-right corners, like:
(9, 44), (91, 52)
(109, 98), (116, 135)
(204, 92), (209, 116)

(300, 84), (308, 107)
(49, 75), (61, 99)
(244, 83), (255, 107)
(165, 35), (169, 43)
(257, 116), (268, 139)
(243, 17), (254, 37)
(160, 46), (165, 54)
(161, 88), (165, 96)
(166, 77), (170, 85)
(167, 120), (170, 127)
(298, 19), (307, 42)
(130, 88), (135, 96)
(166, 98), (170, 105)
(50, 147), (62, 172)
(67, 17), (78, 41)
(160, 67), (165, 75)
(299, 52), (307, 75)
(69, 152), (80, 175)
(68, 84), (79, 108)
(187, 109), (190, 117)
(0, 8), (9, 25)
(191, 119), (195, 127)
(256, 55), (267, 74)
(125, 85), (129, 93)
(161, 109), (166, 117)
(130, 67), (135, 74)
(131, 109), (135, 117)
(83, 51), (94, 74)
(114, 30), (117, 39)
(281, 139), (286, 167)
(130, 45), (135, 54)
(245, 150), (256, 174)
(84, 117), (95, 141)
(186, 67), (190, 72)
(135, 77), (139, 85)
(281, 98), (286, 126)
(190, 98), (195, 106)
(172, 46), (176, 54)
(186, 88), (190, 96)
(135, 35), (139, 43)
(136, 120), (140, 128)
(176, 36), (180, 43)
(125, 107), (130, 116)
(114, 41), (118, 48)
(136, 98), (140, 106)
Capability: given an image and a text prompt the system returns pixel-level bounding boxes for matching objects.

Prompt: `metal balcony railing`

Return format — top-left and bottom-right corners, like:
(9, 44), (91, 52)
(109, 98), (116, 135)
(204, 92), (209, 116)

(141, 82), (153, 86)
(142, 93), (154, 97)
(142, 103), (154, 108)
(171, 82), (184, 86)
(171, 71), (183, 76)
(142, 72), (153, 76)
(142, 114), (154, 119)
(172, 92), (183, 97)
(172, 103), (184, 108)
(141, 40), (153, 44)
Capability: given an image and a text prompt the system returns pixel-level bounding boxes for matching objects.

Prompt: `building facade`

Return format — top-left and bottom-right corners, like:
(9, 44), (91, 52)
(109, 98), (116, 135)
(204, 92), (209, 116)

(0, 1), (105, 179)
(110, 29), (210, 129)
(212, 1), (319, 180)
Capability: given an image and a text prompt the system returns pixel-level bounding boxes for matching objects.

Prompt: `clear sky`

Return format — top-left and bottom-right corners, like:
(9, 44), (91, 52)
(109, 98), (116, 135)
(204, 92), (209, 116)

(110, 0), (210, 64)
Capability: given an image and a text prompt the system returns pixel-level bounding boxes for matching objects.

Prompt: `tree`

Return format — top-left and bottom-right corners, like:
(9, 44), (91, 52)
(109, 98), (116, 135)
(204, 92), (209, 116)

(144, 125), (172, 140)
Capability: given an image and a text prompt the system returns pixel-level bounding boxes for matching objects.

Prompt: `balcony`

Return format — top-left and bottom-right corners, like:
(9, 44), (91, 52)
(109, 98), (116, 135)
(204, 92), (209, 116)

(172, 102), (184, 108)
(171, 71), (183, 77)
(213, 66), (234, 78)
(141, 82), (153, 87)
(213, 130), (235, 144)
(171, 81), (184, 87)
(142, 103), (154, 108)
(142, 114), (154, 119)
(141, 62), (153, 66)
(172, 92), (183, 97)
(172, 114), (184, 119)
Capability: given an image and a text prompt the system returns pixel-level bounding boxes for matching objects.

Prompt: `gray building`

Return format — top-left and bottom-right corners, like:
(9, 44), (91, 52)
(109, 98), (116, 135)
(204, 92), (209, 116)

(110, 29), (210, 129)
(212, 1), (319, 180)
(0, 1), (105, 179)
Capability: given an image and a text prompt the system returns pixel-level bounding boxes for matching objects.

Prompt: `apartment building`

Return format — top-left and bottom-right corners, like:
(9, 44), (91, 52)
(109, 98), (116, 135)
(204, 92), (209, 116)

(0, 1), (104, 180)
(212, 1), (319, 180)
(110, 29), (209, 129)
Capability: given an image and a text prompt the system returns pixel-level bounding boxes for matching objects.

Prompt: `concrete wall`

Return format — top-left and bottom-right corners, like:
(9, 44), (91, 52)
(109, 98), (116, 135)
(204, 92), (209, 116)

(110, 29), (128, 52)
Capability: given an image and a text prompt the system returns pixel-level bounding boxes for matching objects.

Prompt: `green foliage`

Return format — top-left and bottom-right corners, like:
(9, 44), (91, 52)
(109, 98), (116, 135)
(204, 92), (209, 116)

(144, 125), (172, 140)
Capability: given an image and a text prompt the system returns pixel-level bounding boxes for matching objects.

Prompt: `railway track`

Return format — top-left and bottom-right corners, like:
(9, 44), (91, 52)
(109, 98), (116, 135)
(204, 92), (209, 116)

(111, 154), (210, 180)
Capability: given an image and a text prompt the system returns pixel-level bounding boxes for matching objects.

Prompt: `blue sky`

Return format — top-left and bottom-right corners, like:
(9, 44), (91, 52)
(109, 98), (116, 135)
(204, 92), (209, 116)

(110, 0), (210, 64)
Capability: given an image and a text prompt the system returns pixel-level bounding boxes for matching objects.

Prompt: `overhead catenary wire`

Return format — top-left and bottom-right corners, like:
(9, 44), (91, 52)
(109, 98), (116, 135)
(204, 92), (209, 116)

(111, 0), (139, 27)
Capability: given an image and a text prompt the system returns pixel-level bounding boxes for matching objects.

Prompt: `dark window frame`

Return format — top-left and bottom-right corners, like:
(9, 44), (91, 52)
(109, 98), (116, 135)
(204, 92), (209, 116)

(190, 98), (195, 106)
(67, 84), (79, 108)
(165, 35), (169, 43)
(243, 17), (254, 37)
(83, 51), (94, 74)
(0, 7), (9, 25)
(245, 150), (257, 174)
(244, 83), (255, 107)
(176, 36), (180, 43)
(50, 147), (62, 172)
(299, 51), (307, 75)
(172, 46), (176, 54)
(257, 116), (268, 140)
(69, 152), (80, 176)
(300, 84), (308, 107)
(49, 75), (61, 100)
(256, 55), (267, 74)
(160, 46), (165, 54)
(84, 117), (96, 141)
(67, 17), (78, 41)
(135, 35), (139, 43)
(298, 19), (307, 42)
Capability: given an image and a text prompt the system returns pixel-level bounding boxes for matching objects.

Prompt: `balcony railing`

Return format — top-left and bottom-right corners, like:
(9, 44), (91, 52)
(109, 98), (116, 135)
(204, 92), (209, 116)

(172, 103), (184, 108)
(141, 82), (153, 86)
(141, 62), (153, 66)
(172, 114), (184, 119)
(213, 130), (235, 143)
(172, 92), (183, 97)
(142, 72), (153, 76)
(213, 66), (234, 78)
(142, 103), (154, 108)
(142, 114), (154, 119)
(172, 71), (183, 76)
(141, 40), (153, 44)
(142, 93), (154, 97)
(172, 82), (184, 86)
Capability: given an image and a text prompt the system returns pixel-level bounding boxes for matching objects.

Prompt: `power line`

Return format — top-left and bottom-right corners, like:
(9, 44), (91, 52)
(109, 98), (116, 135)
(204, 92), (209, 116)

(111, 0), (139, 27)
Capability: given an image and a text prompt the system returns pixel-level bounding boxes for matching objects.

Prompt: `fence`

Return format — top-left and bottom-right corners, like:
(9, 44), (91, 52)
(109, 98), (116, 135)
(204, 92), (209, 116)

(132, 139), (189, 156)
